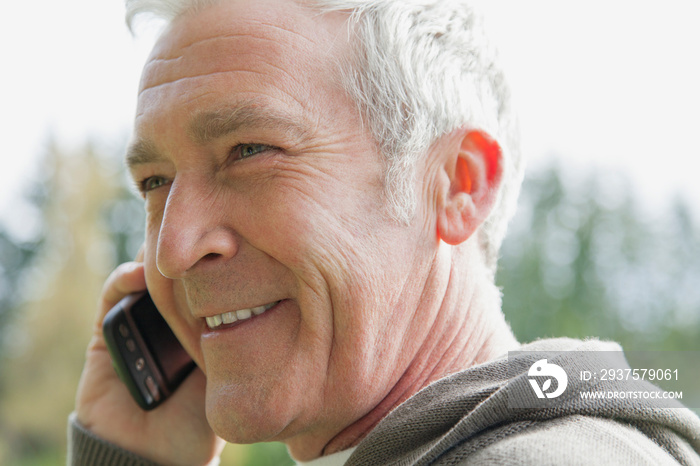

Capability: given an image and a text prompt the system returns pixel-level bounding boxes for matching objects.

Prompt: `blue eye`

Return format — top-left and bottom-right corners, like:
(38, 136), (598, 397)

(236, 144), (269, 159)
(141, 176), (169, 192)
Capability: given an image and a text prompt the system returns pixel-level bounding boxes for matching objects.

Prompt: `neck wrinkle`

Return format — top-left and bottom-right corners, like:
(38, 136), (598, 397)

(321, 242), (516, 456)
(319, 249), (445, 456)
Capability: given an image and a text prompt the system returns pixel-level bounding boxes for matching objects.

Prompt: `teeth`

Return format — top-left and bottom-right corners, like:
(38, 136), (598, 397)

(221, 311), (237, 324)
(205, 301), (279, 329)
(205, 314), (222, 328)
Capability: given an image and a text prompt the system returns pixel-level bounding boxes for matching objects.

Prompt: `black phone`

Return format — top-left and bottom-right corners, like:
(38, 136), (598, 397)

(102, 292), (195, 410)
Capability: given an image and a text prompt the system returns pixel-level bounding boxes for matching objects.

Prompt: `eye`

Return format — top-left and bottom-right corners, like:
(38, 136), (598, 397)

(233, 143), (271, 160)
(140, 175), (170, 193)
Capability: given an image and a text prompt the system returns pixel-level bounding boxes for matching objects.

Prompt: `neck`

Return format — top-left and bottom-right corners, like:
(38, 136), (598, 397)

(320, 240), (518, 455)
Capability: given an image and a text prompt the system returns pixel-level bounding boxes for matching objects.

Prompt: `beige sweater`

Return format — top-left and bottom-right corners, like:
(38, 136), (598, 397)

(69, 338), (700, 465)
(345, 338), (700, 465)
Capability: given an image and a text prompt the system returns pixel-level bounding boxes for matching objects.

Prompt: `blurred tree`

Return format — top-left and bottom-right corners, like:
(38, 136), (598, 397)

(497, 160), (700, 351)
(0, 143), (48, 463)
(0, 229), (45, 463)
(0, 139), (49, 382)
(0, 142), (123, 464)
(101, 182), (145, 265)
(0, 231), (42, 381)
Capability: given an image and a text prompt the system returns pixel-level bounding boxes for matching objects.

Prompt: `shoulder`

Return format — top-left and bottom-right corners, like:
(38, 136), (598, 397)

(440, 415), (683, 466)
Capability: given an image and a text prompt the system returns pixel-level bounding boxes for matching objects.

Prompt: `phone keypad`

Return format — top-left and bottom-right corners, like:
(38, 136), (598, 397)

(126, 339), (137, 352)
(145, 376), (161, 402)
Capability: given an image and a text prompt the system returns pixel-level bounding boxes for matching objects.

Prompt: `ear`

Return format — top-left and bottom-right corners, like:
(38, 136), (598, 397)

(436, 129), (503, 245)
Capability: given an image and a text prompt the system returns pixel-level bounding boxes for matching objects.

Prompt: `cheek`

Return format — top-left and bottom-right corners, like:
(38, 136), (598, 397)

(267, 161), (382, 237)
(145, 213), (161, 246)
(227, 169), (344, 263)
(142, 199), (167, 284)
(253, 188), (373, 280)
(143, 191), (165, 234)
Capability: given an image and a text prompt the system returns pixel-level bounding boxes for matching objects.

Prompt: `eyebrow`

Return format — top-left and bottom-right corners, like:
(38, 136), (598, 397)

(126, 103), (309, 169)
(126, 138), (162, 171)
(189, 104), (309, 145)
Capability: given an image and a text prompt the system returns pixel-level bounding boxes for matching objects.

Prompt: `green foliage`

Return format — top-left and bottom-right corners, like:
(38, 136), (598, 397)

(221, 442), (295, 466)
(0, 202), (45, 395)
(497, 161), (700, 351)
(101, 185), (145, 264)
(0, 230), (38, 346)
(0, 435), (64, 466)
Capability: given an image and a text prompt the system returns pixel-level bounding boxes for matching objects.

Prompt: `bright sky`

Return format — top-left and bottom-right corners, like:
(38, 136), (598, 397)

(479, 1), (700, 216)
(2, 1), (699, 237)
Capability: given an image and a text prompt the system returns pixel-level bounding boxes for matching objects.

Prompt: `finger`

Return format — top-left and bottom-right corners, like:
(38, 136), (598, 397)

(99, 262), (147, 315)
(135, 244), (145, 262)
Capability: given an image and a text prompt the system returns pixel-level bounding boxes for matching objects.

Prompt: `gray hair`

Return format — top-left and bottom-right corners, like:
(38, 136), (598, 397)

(125, 0), (524, 276)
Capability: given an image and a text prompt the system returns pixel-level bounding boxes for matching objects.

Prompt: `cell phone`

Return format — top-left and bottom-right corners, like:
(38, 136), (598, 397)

(102, 292), (195, 410)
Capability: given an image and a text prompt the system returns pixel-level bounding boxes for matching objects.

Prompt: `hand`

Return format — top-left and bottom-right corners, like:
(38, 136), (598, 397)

(75, 261), (225, 465)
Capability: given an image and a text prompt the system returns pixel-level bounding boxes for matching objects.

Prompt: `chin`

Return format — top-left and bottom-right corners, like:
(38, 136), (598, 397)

(204, 378), (305, 445)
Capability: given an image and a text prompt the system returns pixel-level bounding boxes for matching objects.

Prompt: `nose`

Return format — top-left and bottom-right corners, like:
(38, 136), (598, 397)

(155, 178), (239, 279)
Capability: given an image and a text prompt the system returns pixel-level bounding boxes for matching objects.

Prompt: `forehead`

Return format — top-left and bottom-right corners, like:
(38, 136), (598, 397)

(144, 2), (328, 82)
(135, 0), (350, 135)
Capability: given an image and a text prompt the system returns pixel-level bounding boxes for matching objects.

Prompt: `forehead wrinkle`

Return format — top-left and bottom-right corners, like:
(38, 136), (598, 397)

(245, 18), (317, 46)
(140, 32), (315, 94)
(147, 3), (328, 68)
(140, 69), (265, 95)
(149, 31), (293, 63)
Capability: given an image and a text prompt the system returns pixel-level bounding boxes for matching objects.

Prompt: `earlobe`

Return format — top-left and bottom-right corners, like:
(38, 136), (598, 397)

(436, 129), (503, 246)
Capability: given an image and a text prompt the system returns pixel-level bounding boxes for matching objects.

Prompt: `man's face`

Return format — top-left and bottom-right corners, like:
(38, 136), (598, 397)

(129, 0), (438, 453)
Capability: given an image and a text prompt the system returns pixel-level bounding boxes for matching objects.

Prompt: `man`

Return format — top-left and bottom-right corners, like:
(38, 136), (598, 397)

(70, 0), (700, 465)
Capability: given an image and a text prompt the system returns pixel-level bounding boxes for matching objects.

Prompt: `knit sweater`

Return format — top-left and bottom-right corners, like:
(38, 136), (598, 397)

(69, 338), (700, 465)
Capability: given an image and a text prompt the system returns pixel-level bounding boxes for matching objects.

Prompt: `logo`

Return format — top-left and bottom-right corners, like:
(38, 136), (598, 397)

(528, 359), (568, 399)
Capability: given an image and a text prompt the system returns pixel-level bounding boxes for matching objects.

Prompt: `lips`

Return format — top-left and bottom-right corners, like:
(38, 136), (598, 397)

(204, 300), (281, 329)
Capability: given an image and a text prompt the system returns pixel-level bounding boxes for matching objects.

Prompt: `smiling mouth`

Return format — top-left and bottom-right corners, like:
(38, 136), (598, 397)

(204, 301), (281, 329)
